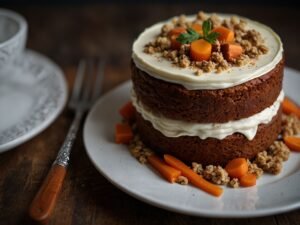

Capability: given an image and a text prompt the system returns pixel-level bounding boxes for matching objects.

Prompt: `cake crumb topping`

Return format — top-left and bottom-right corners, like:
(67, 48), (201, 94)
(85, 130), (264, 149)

(203, 165), (230, 185)
(144, 11), (269, 74)
(281, 114), (300, 137)
(247, 159), (264, 178)
(254, 140), (290, 175)
(176, 176), (189, 185)
(228, 178), (240, 188)
(128, 132), (154, 164)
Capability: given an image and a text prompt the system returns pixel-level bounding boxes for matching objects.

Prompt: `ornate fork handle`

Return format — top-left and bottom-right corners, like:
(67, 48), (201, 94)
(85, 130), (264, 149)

(54, 110), (83, 167)
(29, 110), (84, 223)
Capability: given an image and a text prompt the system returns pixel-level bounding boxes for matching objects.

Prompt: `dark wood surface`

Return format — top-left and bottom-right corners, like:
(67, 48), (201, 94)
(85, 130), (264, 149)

(0, 3), (300, 225)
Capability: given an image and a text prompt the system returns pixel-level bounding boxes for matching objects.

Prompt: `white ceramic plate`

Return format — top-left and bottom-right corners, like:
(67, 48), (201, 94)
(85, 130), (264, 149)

(0, 49), (67, 152)
(83, 68), (300, 218)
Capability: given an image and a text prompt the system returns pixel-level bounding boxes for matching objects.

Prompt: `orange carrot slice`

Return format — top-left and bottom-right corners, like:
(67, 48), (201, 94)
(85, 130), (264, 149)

(221, 43), (243, 61)
(284, 136), (300, 152)
(282, 97), (300, 118)
(225, 158), (248, 178)
(119, 101), (136, 121)
(191, 23), (203, 34)
(148, 155), (181, 183)
(168, 27), (186, 36)
(240, 173), (257, 187)
(168, 27), (186, 50)
(115, 123), (133, 144)
(190, 39), (212, 61)
(164, 154), (223, 197)
(213, 26), (234, 42)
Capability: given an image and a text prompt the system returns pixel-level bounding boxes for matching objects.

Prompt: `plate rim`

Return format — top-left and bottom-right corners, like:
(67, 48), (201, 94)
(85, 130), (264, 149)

(83, 67), (300, 218)
(0, 49), (68, 152)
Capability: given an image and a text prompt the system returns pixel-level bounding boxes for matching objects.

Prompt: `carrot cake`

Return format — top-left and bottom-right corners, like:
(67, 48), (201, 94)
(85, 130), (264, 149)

(130, 12), (284, 166)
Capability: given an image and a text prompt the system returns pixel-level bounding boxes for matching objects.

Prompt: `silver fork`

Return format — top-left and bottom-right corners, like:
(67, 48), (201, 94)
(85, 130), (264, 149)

(29, 59), (105, 224)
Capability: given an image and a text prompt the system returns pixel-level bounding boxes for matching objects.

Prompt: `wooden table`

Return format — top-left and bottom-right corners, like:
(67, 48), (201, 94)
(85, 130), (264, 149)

(1, 3), (300, 225)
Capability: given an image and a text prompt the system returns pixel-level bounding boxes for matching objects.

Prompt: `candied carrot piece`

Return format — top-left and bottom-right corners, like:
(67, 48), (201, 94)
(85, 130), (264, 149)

(240, 173), (257, 187)
(164, 154), (223, 197)
(148, 155), (181, 183)
(119, 101), (136, 121)
(225, 158), (248, 178)
(190, 39), (212, 61)
(282, 98), (300, 118)
(213, 26), (234, 42)
(221, 43), (243, 61)
(115, 123), (133, 144)
(284, 136), (300, 152)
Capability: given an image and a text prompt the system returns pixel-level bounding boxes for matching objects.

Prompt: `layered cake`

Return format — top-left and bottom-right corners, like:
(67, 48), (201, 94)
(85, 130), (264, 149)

(130, 12), (284, 166)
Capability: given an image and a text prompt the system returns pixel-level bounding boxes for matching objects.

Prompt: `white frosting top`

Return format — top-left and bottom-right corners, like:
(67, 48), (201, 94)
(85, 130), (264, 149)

(132, 14), (283, 90)
(131, 90), (284, 140)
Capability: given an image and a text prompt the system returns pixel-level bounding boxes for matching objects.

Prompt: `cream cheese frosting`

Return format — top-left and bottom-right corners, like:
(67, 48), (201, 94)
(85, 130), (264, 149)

(132, 14), (283, 90)
(131, 90), (284, 140)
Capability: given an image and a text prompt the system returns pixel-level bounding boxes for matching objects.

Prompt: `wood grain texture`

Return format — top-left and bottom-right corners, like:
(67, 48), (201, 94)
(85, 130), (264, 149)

(0, 3), (300, 225)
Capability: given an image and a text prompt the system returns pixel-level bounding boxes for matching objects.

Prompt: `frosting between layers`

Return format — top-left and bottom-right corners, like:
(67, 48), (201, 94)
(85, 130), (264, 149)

(132, 14), (283, 90)
(131, 90), (284, 140)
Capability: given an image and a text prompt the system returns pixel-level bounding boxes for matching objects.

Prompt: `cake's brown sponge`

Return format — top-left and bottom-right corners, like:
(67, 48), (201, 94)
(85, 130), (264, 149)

(136, 108), (282, 166)
(132, 59), (284, 123)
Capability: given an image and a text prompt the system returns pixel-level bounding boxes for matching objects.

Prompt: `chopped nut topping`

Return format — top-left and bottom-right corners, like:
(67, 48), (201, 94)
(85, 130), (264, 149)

(268, 141), (290, 161)
(176, 176), (189, 185)
(143, 11), (269, 74)
(254, 151), (283, 175)
(282, 114), (300, 137)
(192, 162), (204, 175)
(228, 178), (240, 188)
(203, 165), (230, 185)
(128, 133), (154, 164)
(247, 159), (264, 178)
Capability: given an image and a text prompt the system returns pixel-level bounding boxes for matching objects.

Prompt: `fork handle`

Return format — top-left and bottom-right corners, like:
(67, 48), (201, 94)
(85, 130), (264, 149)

(29, 164), (66, 224)
(29, 111), (83, 224)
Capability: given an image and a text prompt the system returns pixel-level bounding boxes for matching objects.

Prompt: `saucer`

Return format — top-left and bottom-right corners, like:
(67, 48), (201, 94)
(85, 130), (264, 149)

(0, 49), (67, 152)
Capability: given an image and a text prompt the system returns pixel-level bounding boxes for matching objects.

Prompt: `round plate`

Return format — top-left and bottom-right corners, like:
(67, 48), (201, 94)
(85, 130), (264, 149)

(0, 49), (67, 152)
(83, 68), (300, 218)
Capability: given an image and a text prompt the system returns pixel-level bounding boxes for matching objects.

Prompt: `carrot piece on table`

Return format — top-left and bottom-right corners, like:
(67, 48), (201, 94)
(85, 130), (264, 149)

(282, 97), (300, 118)
(168, 27), (186, 50)
(148, 155), (181, 183)
(164, 154), (223, 197)
(115, 123), (133, 144)
(240, 173), (257, 187)
(190, 39), (212, 61)
(225, 158), (248, 178)
(213, 26), (234, 42)
(284, 136), (300, 152)
(221, 43), (243, 61)
(191, 23), (203, 34)
(119, 101), (136, 121)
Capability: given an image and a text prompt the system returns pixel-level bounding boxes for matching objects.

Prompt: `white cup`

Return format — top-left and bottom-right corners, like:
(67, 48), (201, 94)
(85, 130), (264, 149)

(0, 9), (27, 69)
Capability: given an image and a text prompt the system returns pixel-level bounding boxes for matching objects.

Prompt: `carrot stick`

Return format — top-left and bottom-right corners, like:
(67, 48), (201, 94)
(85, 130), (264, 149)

(284, 136), (300, 152)
(190, 39), (212, 61)
(119, 101), (136, 121)
(240, 173), (257, 187)
(221, 43), (243, 61)
(282, 97), (300, 118)
(164, 154), (223, 197)
(213, 26), (234, 42)
(115, 123), (133, 144)
(168, 27), (186, 50)
(225, 158), (248, 178)
(148, 155), (181, 183)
